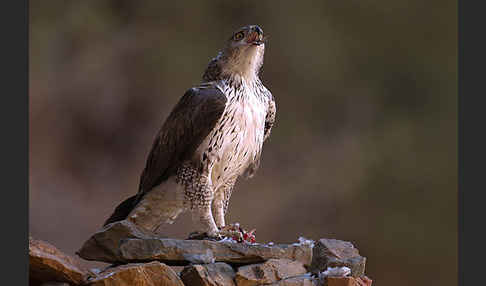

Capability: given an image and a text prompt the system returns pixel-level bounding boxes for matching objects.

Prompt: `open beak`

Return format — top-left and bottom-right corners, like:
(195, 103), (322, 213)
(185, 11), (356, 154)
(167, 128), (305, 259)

(247, 29), (265, 46)
(252, 37), (265, 46)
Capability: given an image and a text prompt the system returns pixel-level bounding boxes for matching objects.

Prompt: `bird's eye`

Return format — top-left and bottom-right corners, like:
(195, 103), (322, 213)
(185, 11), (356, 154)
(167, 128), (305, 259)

(234, 32), (244, 41)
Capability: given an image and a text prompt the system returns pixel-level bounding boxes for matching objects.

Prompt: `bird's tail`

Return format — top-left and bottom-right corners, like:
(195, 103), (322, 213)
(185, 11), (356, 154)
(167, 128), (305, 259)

(103, 195), (139, 227)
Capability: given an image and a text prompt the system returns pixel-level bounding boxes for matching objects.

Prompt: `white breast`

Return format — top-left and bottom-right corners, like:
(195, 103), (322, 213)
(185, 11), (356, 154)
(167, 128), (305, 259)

(208, 82), (267, 189)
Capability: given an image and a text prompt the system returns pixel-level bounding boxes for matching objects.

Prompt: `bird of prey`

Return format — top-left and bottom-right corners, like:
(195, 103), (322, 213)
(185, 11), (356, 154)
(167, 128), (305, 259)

(104, 25), (276, 239)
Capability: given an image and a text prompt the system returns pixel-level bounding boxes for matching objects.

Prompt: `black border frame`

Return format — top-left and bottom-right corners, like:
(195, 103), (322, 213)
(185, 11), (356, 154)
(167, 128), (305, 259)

(2, 0), (28, 284)
(459, 0), (484, 285)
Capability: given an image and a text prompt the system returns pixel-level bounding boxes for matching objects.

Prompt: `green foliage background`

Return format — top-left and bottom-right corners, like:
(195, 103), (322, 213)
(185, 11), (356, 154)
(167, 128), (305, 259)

(30, 1), (457, 285)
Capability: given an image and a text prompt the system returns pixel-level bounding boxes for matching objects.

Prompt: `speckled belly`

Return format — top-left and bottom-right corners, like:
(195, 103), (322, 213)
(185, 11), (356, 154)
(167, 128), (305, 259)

(200, 97), (266, 190)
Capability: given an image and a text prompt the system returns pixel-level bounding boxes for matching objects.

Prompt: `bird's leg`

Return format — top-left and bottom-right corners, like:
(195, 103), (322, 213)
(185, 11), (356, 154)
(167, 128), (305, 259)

(214, 179), (236, 228)
(186, 174), (220, 239)
(190, 204), (220, 239)
(212, 190), (226, 229)
(210, 184), (247, 241)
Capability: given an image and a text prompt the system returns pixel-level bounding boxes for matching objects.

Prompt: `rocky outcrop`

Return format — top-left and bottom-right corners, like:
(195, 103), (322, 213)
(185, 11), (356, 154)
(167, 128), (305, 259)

(119, 237), (311, 266)
(75, 220), (157, 263)
(77, 221), (312, 267)
(267, 275), (318, 286)
(85, 261), (184, 286)
(29, 237), (87, 286)
(31, 221), (372, 286)
(235, 259), (307, 286)
(325, 276), (373, 286)
(180, 262), (236, 286)
(309, 239), (366, 278)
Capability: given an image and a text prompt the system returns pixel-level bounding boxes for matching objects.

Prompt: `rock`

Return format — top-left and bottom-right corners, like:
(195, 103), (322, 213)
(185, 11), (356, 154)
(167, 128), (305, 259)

(180, 262), (236, 286)
(323, 276), (372, 286)
(77, 220), (156, 263)
(122, 238), (312, 266)
(309, 239), (366, 277)
(325, 277), (355, 286)
(319, 266), (351, 278)
(29, 237), (87, 286)
(235, 259), (307, 286)
(268, 275), (318, 286)
(355, 276), (372, 286)
(325, 276), (360, 286)
(182, 249), (216, 264)
(86, 261), (184, 286)
(77, 221), (312, 266)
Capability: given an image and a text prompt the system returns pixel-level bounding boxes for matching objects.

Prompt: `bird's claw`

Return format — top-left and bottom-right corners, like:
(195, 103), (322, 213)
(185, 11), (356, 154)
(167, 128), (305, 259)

(187, 231), (223, 241)
(187, 223), (256, 243)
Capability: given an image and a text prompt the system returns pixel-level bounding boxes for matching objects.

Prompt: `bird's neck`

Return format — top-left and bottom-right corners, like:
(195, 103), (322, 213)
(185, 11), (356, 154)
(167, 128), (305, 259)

(202, 52), (261, 85)
(211, 75), (265, 105)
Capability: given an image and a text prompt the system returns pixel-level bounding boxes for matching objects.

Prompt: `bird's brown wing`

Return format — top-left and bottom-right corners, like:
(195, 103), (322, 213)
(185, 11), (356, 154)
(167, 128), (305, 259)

(103, 85), (226, 226)
(138, 85), (227, 196)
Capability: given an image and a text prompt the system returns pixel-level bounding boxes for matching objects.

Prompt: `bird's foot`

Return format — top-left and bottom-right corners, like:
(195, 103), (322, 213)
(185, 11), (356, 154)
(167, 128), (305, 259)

(186, 223), (256, 243)
(187, 231), (222, 241)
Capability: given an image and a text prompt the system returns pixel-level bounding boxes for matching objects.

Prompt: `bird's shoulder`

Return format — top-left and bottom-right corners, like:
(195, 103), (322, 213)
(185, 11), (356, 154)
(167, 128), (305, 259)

(165, 82), (228, 124)
(184, 82), (228, 104)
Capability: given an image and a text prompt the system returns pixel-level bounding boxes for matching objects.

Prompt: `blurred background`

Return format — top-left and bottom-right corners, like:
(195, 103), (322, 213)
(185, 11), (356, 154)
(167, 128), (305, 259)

(29, 1), (457, 285)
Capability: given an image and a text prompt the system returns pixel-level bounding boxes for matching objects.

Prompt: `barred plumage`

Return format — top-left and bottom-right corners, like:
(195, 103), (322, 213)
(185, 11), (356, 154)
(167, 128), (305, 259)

(104, 25), (276, 238)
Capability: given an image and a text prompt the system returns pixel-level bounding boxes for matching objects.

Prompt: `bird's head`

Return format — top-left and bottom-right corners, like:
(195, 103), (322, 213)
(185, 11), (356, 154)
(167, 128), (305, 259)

(226, 25), (265, 50)
(206, 25), (266, 82)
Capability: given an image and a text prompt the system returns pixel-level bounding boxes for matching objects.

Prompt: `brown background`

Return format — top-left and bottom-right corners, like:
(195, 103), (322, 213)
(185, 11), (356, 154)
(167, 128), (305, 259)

(29, 1), (457, 285)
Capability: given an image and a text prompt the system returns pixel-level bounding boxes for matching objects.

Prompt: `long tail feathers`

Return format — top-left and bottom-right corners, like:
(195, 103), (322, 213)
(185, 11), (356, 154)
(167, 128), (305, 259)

(103, 195), (139, 227)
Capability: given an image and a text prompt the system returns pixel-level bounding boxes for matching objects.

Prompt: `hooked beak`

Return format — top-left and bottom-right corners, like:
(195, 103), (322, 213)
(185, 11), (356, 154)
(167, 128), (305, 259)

(246, 26), (265, 46)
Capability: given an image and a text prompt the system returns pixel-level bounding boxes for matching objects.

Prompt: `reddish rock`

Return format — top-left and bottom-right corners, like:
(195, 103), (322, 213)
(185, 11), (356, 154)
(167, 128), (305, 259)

(268, 275), (318, 286)
(180, 262), (236, 286)
(29, 237), (86, 286)
(235, 259), (307, 286)
(326, 276), (372, 286)
(326, 277), (356, 286)
(86, 261), (184, 286)
(309, 239), (366, 277)
(356, 276), (372, 286)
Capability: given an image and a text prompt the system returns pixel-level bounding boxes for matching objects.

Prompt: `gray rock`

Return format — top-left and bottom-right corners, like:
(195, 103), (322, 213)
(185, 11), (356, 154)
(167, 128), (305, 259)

(76, 220), (157, 263)
(182, 249), (216, 264)
(309, 238), (366, 278)
(180, 262), (236, 286)
(77, 221), (312, 267)
(120, 238), (312, 267)
(235, 259), (307, 286)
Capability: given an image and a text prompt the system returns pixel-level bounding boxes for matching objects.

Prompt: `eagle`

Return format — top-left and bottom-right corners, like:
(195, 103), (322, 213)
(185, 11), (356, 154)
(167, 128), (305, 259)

(104, 25), (276, 239)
